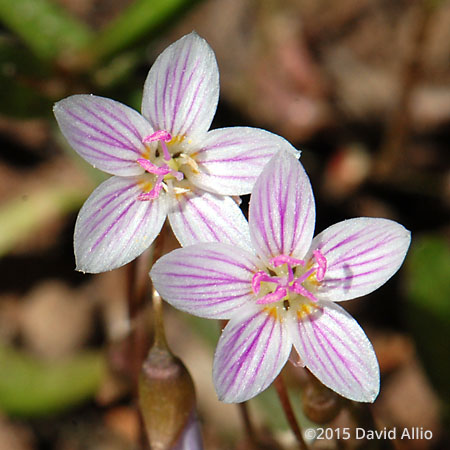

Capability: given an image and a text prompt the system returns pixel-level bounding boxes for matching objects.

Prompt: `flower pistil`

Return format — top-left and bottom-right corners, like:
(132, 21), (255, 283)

(252, 250), (328, 308)
(137, 130), (198, 200)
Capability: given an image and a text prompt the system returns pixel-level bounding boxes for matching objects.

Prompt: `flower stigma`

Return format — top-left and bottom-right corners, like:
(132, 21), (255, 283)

(137, 130), (198, 200)
(252, 251), (328, 318)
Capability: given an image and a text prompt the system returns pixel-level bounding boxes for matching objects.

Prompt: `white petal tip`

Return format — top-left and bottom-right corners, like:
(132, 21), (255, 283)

(215, 386), (260, 404)
(75, 262), (106, 274)
(347, 382), (380, 403)
(217, 394), (244, 404)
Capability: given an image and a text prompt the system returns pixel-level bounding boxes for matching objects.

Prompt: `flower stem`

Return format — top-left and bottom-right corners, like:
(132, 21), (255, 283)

(273, 373), (308, 450)
(126, 248), (153, 389)
(238, 402), (257, 444)
(151, 287), (169, 351)
(124, 248), (155, 450)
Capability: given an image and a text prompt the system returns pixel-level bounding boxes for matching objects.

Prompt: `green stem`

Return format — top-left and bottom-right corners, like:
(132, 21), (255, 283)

(126, 249), (153, 388)
(152, 288), (169, 351)
(273, 373), (308, 450)
(238, 401), (257, 445)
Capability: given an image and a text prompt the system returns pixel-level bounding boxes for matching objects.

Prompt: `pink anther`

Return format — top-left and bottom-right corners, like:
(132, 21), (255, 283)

(252, 252), (325, 305)
(137, 159), (171, 175)
(256, 285), (287, 304)
(142, 130), (172, 143)
(313, 249), (327, 282)
(137, 176), (164, 201)
(270, 255), (305, 268)
(142, 130), (172, 161)
(291, 280), (318, 302)
(251, 271), (274, 294)
(137, 159), (184, 183)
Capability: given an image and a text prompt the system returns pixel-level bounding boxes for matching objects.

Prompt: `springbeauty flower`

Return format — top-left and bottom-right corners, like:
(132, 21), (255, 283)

(54, 32), (298, 273)
(150, 151), (411, 403)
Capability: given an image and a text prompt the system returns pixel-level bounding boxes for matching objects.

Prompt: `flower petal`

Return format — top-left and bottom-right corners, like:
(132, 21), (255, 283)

(289, 301), (379, 402)
(150, 243), (259, 319)
(310, 218), (411, 302)
(249, 151), (315, 263)
(142, 32), (219, 138)
(189, 127), (300, 195)
(75, 176), (168, 273)
(54, 95), (151, 176)
(168, 189), (253, 252)
(213, 305), (292, 403)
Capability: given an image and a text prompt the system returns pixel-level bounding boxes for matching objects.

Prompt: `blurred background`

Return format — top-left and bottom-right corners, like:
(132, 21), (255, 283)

(0, 0), (449, 449)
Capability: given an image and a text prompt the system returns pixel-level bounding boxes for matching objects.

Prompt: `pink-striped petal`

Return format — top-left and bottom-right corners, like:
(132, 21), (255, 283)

(150, 243), (259, 319)
(142, 32), (219, 138)
(289, 301), (379, 402)
(54, 95), (152, 176)
(75, 176), (168, 273)
(309, 218), (411, 302)
(189, 127), (299, 195)
(213, 305), (292, 403)
(168, 190), (253, 252)
(249, 151), (315, 264)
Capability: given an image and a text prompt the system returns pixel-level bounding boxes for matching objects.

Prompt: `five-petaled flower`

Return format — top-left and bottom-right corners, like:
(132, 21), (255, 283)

(150, 151), (411, 403)
(54, 32), (298, 273)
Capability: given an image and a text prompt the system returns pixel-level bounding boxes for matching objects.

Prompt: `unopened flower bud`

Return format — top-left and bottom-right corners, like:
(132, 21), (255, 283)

(139, 344), (197, 450)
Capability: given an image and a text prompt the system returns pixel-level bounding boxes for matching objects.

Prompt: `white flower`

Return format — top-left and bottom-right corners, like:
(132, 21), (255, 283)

(151, 151), (411, 403)
(54, 33), (298, 272)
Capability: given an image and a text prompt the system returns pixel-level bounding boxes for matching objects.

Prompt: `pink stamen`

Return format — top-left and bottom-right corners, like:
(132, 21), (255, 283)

(142, 130), (172, 143)
(287, 264), (294, 284)
(136, 131), (186, 201)
(270, 255), (305, 267)
(252, 271), (275, 294)
(137, 175), (164, 201)
(252, 252), (327, 305)
(291, 280), (318, 302)
(137, 159), (184, 185)
(142, 130), (172, 161)
(256, 285), (287, 304)
(137, 159), (171, 175)
(160, 141), (171, 161)
(313, 249), (327, 281)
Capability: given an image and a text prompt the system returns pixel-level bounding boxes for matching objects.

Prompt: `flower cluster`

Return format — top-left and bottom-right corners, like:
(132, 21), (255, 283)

(55, 32), (410, 404)
(54, 32), (298, 273)
(150, 151), (410, 403)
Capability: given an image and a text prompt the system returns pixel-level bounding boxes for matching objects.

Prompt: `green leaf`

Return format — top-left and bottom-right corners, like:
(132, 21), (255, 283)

(0, 177), (92, 258)
(0, 70), (53, 118)
(0, 0), (93, 60)
(0, 346), (105, 417)
(405, 235), (450, 416)
(92, 49), (142, 89)
(88, 0), (198, 61)
(406, 236), (450, 318)
(0, 36), (53, 117)
(0, 35), (50, 77)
